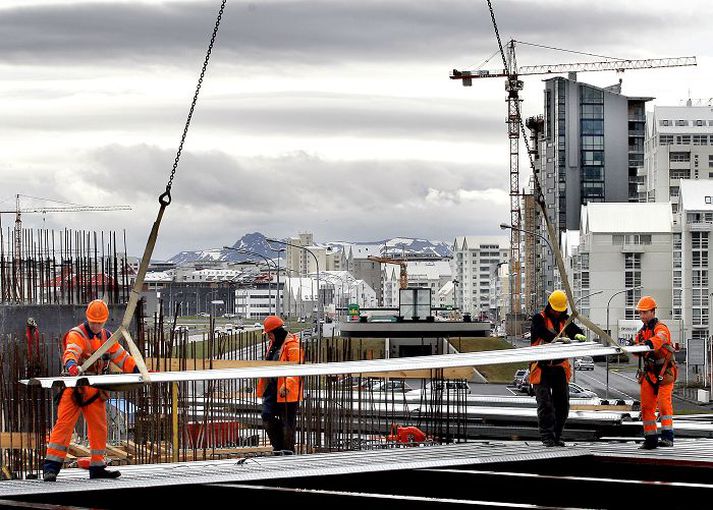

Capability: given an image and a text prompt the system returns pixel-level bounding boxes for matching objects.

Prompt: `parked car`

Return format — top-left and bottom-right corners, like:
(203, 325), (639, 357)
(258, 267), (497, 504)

(512, 369), (529, 386)
(574, 356), (595, 371)
(253, 322), (262, 328)
(174, 325), (189, 334)
(569, 383), (598, 399)
(368, 380), (414, 394)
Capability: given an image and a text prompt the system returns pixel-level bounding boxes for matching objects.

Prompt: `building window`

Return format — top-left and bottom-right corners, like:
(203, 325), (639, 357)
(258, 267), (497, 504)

(675, 120), (689, 126)
(693, 135), (708, 145)
(669, 152), (691, 162)
(659, 119), (671, 126)
(676, 135), (691, 145)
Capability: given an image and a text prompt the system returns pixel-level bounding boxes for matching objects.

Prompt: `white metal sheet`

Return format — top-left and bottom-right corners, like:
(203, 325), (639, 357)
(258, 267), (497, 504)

(21, 342), (649, 389)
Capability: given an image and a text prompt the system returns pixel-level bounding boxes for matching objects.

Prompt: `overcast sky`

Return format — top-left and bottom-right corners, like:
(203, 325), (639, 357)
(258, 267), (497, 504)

(0, 0), (709, 258)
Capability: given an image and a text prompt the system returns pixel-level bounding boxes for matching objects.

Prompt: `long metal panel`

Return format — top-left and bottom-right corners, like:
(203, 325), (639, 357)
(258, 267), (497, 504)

(0, 441), (587, 497)
(22, 343), (649, 389)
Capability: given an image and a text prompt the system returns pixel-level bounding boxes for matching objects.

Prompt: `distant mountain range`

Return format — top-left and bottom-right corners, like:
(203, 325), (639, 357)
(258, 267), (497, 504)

(168, 233), (452, 266)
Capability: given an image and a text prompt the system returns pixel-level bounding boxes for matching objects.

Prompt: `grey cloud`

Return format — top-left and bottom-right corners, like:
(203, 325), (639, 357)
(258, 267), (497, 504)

(5, 92), (504, 142)
(66, 143), (508, 257)
(0, 1), (677, 67)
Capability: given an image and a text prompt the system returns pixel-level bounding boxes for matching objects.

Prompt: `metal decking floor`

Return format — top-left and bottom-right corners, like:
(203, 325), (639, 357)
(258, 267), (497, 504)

(3, 439), (713, 509)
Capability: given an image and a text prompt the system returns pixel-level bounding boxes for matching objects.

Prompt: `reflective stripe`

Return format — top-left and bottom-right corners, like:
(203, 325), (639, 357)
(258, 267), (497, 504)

(90, 449), (106, 456)
(90, 460), (106, 467)
(660, 415), (673, 421)
(644, 430), (658, 436)
(661, 425), (673, 430)
(46, 454), (65, 462)
(47, 443), (67, 452)
(109, 348), (125, 361)
(643, 420), (657, 426)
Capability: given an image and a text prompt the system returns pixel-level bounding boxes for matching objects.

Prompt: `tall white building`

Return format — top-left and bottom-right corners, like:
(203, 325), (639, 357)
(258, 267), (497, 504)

(451, 236), (508, 319)
(568, 202), (675, 341)
(678, 180), (713, 344)
(641, 104), (713, 213)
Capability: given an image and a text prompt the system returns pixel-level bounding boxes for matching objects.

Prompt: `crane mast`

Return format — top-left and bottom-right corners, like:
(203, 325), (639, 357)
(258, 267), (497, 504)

(452, 37), (695, 327)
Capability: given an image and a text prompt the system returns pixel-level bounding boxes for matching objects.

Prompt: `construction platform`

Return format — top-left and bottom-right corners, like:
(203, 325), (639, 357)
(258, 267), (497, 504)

(2, 439), (713, 508)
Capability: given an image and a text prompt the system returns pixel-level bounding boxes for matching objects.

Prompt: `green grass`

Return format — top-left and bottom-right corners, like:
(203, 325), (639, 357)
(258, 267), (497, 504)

(449, 337), (528, 384)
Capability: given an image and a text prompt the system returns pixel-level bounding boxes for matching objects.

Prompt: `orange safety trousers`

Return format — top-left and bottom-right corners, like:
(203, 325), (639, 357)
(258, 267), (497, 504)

(640, 378), (673, 439)
(46, 388), (107, 468)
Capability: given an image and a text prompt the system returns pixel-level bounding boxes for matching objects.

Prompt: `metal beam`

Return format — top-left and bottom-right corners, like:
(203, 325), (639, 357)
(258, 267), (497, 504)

(23, 343), (649, 389)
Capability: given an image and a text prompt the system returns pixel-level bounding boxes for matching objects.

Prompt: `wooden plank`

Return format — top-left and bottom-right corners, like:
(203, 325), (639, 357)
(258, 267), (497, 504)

(105, 445), (128, 460)
(68, 444), (91, 457)
(147, 359), (285, 371)
(0, 433), (36, 449)
(123, 440), (139, 455)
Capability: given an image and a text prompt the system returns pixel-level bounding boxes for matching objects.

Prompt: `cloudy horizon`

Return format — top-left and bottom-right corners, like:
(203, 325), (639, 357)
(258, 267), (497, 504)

(1, 0), (709, 259)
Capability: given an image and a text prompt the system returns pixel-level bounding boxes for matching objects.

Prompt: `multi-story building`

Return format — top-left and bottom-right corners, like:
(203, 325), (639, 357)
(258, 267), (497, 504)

(678, 180), (713, 344)
(567, 202), (674, 341)
(451, 236), (508, 319)
(641, 103), (713, 214)
(382, 260), (452, 308)
(536, 77), (651, 297)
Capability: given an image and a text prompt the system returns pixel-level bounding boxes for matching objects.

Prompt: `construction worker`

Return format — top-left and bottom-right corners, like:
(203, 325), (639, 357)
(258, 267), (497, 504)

(43, 299), (139, 482)
(633, 296), (677, 449)
(257, 316), (304, 454)
(530, 290), (587, 447)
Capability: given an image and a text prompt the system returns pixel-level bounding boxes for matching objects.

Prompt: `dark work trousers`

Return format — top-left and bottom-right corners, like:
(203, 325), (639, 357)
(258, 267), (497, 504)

(262, 402), (298, 453)
(534, 365), (570, 442)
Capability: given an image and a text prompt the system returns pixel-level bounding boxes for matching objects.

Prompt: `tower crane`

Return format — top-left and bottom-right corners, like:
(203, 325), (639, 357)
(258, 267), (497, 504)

(0, 194), (132, 260)
(367, 255), (408, 290)
(451, 32), (696, 319)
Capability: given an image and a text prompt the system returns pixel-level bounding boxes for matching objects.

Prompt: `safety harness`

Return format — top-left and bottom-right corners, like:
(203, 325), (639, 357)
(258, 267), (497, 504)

(635, 318), (676, 395)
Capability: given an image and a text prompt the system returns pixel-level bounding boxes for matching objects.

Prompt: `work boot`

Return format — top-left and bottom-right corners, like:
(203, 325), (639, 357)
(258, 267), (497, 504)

(639, 438), (658, 450)
(658, 439), (674, 447)
(555, 440), (566, 447)
(42, 460), (62, 482)
(89, 466), (121, 480)
(542, 439), (557, 447)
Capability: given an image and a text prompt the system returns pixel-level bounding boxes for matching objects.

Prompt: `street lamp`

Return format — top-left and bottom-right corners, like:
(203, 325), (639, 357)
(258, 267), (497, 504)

(269, 247), (286, 316)
(223, 246), (276, 315)
(267, 238), (324, 342)
(574, 290), (603, 309)
(605, 285), (643, 398)
(500, 222), (553, 313)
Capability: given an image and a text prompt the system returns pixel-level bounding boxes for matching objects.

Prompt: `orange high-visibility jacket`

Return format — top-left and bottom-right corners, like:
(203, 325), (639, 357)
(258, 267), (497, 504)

(257, 333), (304, 403)
(62, 323), (137, 375)
(529, 311), (573, 385)
(635, 320), (677, 386)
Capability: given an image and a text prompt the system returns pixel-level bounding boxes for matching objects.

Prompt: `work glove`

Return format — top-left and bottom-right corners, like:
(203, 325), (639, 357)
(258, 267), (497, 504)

(574, 334), (587, 342)
(65, 361), (80, 377)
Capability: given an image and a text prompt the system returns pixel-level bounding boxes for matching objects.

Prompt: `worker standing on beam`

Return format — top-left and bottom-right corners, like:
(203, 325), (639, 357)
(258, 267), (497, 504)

(633, 296), (677, 449)
(530, 290), (587, 447)
(257, 316), (304, 454)
(43, 300), (140, 482)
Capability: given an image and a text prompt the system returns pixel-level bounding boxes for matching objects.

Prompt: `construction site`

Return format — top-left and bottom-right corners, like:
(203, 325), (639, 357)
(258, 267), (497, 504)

(2, 0), (713, 508)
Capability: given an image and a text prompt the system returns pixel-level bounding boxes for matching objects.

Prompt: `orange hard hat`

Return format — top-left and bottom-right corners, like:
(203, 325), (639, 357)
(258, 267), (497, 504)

(636, 295), (657, 312)
(86, 299), (109, 323)
(263, 315), (284, 333)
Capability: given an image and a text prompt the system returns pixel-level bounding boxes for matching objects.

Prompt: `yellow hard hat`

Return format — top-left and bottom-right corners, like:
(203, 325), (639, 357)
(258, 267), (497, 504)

(548, 290), (568, 312)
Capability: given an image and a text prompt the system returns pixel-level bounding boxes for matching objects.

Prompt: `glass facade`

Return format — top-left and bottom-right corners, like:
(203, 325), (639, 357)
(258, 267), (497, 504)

(580, 85), (605, 203)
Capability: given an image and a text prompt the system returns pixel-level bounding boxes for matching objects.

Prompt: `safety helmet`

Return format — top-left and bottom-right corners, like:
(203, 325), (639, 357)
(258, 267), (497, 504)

(263, 315), (284, 333)
(636, 295), (657, 312)
(548, 290), (568, 312)
(86, 299), (109, 323)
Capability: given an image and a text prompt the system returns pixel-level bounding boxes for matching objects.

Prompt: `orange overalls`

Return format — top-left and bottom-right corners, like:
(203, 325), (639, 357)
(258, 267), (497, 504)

(45, 323), (137, 469)
(634, 319), (677, 444)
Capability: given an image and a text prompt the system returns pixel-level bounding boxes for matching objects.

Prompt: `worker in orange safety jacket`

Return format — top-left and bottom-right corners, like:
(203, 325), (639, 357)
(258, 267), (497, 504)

(257, 315), (304, 454)
(633, 295), (677, 449)
(530, 290), (586, 447)
(43, 299), (139, 481)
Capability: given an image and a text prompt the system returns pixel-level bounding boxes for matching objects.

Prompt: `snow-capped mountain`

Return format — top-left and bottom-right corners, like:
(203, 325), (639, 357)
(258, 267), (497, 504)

(168, 234), (452, 266)
(168, 232), (276, 265)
